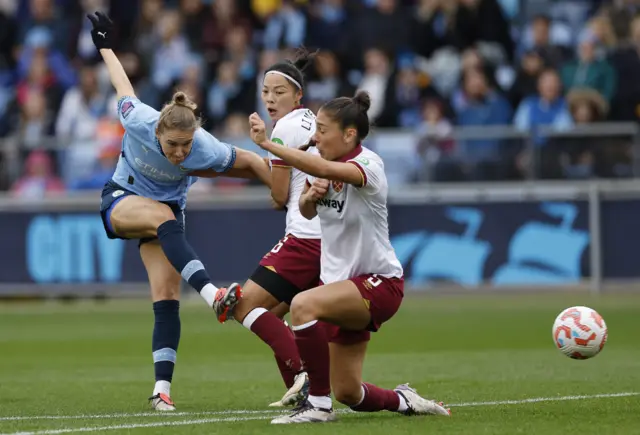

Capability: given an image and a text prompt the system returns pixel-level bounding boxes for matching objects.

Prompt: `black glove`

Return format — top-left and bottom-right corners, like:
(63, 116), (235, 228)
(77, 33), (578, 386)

(87, 11), (114, 50)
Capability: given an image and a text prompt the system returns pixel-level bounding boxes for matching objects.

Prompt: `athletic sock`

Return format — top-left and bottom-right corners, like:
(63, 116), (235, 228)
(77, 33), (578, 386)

(349, 383), (401, 412)
(157, 219), (218, 306)
(292, 320), (331, 398)
(152, 300), (180, 389)
(243, 308), (302, 388)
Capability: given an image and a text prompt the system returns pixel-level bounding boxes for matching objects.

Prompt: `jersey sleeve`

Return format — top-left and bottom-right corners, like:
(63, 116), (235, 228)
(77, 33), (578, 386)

(116, 96), (159, 133)
(348, 154), (385, 195)
(187, 129), (237, 173)
(268, 119), (300, 168)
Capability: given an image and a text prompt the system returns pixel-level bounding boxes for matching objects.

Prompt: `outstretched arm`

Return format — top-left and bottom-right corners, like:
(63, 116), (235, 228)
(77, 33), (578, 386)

(228, 148), (272, 187)
(248, 113), (364, 187)
(190, 149), (272, 189)
(100, 49), (135, 99)
(87, 12), (135, 99)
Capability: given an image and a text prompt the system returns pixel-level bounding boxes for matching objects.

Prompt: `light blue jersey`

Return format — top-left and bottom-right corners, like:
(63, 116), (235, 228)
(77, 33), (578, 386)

(111, 96), (236, 209)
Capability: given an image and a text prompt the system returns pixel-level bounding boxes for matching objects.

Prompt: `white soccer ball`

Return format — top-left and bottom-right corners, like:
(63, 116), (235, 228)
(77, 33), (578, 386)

(552, 306), (608, 359)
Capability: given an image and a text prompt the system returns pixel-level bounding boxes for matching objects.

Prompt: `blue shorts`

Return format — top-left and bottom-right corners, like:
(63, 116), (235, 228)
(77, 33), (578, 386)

(100, 180), (185, 247)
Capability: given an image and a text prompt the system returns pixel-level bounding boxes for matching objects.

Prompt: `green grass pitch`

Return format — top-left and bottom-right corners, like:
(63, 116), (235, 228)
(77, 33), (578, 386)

(1, 292), (639, 434)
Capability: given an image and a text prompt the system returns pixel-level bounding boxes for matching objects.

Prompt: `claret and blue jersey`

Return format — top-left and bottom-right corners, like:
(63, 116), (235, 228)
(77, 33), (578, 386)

(111, 96), (236, 209)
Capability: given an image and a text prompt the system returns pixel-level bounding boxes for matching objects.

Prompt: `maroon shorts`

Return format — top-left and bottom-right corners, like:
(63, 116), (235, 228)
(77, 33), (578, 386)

(326, 274), (405, 345)
(259, 234), (321, 291)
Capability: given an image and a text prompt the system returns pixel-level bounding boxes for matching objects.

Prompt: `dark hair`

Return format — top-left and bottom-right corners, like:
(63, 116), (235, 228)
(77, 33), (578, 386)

(264, 47), (317, 91)
(157, 91), (201, 133)
(298, 139), (316, 152)
(320, 91), (372, 144)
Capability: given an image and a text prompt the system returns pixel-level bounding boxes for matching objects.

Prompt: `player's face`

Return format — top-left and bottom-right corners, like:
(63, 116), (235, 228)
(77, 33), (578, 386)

(261, 73), (302, 122)
(313, 109), (357, 161)
(157, 129), (194, 165)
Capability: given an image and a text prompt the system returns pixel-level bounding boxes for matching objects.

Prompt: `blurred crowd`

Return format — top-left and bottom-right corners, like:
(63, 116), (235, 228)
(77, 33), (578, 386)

(0, 0), (639, 197)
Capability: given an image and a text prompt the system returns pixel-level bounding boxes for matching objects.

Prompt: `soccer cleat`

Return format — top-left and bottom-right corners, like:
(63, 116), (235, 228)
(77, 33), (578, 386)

(271, 400), (336, 424)
(213, 283), (242, 323)
(394, 384), (451, 416)
(269, 371), (309, 407)
(149, 393), (176, 411)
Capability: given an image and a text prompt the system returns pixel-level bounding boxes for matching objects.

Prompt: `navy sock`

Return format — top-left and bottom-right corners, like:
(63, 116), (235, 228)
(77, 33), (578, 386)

(157, 219), (212, 292)
(152, 300), (181, 383)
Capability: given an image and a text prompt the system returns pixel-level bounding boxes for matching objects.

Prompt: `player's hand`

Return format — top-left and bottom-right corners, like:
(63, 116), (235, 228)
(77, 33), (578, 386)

(308, 179), (329, 202)
(249, 113), (268, 146)
(87, 11), (114, 50)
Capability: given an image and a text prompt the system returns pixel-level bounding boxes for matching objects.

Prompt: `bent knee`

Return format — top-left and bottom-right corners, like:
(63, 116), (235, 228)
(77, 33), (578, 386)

(151, 282), (181, 302)
(233, 281), (280, 321)
(290, 292), (319, 324)
(149, 203), (177, 229)
(333, 385), (363, 407)
(140, 204), (177, 238)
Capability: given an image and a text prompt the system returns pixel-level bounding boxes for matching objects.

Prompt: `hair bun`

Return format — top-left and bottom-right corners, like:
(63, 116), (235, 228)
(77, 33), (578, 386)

(352, 91), (371, 112)
(172, 91), (198, 111)
(291, 46), (318, 72)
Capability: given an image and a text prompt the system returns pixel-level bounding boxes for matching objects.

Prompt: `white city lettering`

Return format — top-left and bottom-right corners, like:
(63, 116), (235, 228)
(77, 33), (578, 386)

(134, 158), (182, 181)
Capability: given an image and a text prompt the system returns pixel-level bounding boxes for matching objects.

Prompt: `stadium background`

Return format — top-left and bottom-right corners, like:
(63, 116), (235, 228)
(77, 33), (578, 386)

(1, 2), (640, 434)
(0, 0), (639, 295)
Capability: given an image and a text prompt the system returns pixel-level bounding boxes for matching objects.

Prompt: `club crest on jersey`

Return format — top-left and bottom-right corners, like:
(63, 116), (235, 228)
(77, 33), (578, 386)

(121, 101), (134, 119)
(272, 138), (285, 146)
(332, 180), (344, 193)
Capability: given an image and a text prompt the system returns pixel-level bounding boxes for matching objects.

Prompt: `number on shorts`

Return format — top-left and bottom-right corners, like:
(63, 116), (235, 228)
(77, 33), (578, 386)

(271, 236), (289, 254)
(367, 274), (383, 287)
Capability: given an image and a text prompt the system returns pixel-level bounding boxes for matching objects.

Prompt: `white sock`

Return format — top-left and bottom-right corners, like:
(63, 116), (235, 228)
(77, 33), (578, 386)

(153, 380), (171, 397)
(308, 394), (332, 410)
(199, 283), (218, 307)
(242, 307), (268, 329)
(396, 392), (408, 412)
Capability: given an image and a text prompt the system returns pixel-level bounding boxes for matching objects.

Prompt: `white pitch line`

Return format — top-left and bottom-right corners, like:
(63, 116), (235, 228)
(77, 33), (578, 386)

(1, 391), (637, 435)
(449, 392), (640, 407)
(1, 416), (272, 435)
(0, 410), (281, 422)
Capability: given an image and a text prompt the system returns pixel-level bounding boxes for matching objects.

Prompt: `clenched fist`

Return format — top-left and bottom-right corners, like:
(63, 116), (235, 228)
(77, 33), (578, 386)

(308, 178), (329, 202)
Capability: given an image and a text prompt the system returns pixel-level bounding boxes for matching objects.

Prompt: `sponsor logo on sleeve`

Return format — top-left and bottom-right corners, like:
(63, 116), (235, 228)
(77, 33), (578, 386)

(353, 156), (370, 166)
(121, 101), (134, 119)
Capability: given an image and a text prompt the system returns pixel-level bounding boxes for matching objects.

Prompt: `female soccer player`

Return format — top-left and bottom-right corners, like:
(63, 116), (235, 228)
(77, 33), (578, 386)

(216, 50), (323, 408)
(248, 91), (451, 423)
(87, 12), (270, 411)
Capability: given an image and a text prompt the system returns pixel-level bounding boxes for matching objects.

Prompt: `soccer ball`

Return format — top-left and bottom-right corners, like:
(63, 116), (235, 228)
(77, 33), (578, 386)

(552, 306), (607, 359)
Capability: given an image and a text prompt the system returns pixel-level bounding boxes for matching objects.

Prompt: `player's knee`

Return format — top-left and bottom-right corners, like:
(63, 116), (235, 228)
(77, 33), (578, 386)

(151, 283), (180, 302)
(232, 282), (277, 322)
(150, 203), (177, 228)
(333, 384), (363, 407)
(232, 297), (255, 323)
(135, 203), (178, 238)
(290, 292), (318, 324)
